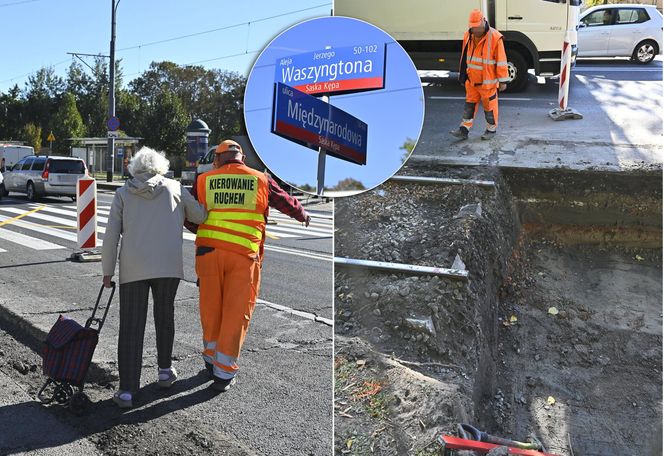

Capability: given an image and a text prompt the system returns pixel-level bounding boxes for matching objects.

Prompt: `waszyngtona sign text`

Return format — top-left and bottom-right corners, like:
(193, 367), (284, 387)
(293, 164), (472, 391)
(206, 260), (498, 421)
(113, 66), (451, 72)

(275, 44), (386, 96)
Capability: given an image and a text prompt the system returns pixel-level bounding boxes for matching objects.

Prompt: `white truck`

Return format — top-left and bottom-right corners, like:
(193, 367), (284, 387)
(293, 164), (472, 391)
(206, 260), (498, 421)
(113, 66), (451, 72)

(0, 144), (34, 172)
(334, 0), (581, 92)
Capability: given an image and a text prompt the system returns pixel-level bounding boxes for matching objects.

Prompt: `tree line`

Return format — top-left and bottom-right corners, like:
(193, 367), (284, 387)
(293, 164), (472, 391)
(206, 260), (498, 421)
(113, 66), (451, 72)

(0, 58), (246, 171)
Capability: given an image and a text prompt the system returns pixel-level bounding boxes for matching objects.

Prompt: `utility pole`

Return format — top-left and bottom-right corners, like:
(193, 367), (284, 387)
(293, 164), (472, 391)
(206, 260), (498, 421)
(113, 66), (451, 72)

(106, 0), (120, 182)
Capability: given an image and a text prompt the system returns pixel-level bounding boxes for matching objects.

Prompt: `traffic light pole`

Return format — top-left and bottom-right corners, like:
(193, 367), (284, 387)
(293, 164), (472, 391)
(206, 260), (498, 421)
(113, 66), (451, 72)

(106, 0), (120, 182)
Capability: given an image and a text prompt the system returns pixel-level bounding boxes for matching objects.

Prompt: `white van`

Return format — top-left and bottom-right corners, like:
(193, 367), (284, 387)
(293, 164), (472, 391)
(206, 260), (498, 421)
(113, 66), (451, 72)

(0, 145), (34, 172)
(334, 0), (581, 92)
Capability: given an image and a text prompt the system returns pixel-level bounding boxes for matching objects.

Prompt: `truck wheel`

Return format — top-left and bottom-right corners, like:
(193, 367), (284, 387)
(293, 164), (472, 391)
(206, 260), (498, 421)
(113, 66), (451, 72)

(27, 182), (38, 202)
(632, 40), (658, 64)
(505, 50), (528, 93)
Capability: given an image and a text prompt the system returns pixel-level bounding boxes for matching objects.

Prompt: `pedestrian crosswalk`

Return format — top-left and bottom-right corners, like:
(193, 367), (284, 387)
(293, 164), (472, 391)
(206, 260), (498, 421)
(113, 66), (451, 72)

(0, 202), (333, 253)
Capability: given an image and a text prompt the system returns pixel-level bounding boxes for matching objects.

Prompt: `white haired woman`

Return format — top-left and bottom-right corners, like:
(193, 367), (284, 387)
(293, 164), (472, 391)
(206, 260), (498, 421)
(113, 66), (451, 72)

(102, 147), (207, 408)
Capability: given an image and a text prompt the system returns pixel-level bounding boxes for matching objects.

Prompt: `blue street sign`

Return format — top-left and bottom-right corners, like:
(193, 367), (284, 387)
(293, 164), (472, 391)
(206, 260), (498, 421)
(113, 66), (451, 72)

(275, 43), (386, 96)
(107, 116), (120, 131)
(271, 82), (367, 165)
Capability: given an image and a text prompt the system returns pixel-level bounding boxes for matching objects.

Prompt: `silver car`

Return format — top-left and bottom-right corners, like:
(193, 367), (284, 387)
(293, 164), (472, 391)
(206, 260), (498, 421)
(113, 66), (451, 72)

(2, 155), (87, 201)
(578, 4), (663, 64)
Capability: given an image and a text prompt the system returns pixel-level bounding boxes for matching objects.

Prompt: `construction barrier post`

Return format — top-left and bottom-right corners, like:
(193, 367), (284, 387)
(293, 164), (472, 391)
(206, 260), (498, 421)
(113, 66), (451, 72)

(549, 30), (583, 121)
(71, 176), (101, 262)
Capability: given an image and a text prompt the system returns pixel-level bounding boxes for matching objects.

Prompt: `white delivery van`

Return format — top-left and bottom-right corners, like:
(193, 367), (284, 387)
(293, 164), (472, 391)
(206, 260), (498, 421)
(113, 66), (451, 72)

(0, 145), (34, 171)
(334, 0), (581, 92)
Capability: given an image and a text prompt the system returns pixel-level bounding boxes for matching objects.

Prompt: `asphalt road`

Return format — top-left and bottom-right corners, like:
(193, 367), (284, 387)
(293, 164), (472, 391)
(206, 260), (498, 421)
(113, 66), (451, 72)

(0, 189), (333, 455)
(414, 57), (663, 170)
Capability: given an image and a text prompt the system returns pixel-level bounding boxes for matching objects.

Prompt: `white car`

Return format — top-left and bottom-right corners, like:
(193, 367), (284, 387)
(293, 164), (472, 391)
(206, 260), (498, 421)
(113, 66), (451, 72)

(578, 4), (663, 64)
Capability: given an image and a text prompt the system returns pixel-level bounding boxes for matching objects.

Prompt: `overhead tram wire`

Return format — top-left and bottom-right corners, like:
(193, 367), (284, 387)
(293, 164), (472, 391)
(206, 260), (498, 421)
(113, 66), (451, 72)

(115, 3), (330, 53)
(0, 3), (330, 87)
(0, 0), (40, 7)
(0, 59), (70, 85)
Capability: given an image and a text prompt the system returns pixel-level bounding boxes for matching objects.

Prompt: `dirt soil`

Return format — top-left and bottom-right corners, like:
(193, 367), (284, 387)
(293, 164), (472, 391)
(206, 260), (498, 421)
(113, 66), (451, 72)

(489, 236), (662, 456)
(334, 164), (662, 456)
(0, 323), (253, 456)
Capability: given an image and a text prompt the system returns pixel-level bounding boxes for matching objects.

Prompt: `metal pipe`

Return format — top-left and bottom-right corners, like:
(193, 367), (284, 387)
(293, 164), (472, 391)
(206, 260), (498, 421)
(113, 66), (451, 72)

(334, 257), (468, 281)
(389, 175), (495, 188)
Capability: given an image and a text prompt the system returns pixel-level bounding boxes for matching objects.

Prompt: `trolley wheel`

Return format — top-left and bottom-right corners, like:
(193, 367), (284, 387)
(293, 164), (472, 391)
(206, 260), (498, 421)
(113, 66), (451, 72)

(68, 391), (91, 415)
(53, 383), (74, 404)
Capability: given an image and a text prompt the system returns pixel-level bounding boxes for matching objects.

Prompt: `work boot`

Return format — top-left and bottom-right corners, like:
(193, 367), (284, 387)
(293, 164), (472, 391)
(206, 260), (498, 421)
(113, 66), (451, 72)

(204, 361), (214, 377)
(481, 130), (497, 140)
(450, 126), (469, 140)
(211, 376), (237, 392)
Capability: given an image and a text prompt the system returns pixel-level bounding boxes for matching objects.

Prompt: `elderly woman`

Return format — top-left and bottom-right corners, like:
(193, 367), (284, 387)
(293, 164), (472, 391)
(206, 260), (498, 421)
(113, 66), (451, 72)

(102, 147), (206, 408)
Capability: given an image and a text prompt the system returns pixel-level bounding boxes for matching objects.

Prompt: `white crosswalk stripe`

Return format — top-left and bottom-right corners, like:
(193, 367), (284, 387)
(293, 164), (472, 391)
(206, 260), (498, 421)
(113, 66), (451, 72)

(0, 227), (65, 250)
(0, 203), (332, 251)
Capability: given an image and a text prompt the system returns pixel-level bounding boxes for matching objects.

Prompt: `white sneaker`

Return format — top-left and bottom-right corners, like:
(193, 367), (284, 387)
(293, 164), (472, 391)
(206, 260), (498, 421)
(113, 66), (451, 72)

(157, 367), (178, 388)
(113, 391), (133, 409)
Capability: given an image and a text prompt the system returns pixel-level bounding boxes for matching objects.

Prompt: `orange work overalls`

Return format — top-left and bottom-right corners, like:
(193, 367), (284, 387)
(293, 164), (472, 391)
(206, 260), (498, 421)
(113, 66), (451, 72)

(195, 163), (269, 380)
(459, 27), (509, 132)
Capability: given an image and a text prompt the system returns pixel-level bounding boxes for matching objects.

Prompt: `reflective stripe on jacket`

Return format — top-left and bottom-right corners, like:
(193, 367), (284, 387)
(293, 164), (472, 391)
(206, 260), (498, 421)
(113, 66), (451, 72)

(460, 27), (510, 89)
(195, 163), (269, 257)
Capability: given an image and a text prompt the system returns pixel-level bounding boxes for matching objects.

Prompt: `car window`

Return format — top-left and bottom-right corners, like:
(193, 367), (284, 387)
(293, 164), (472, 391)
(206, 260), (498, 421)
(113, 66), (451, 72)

(200, 149), (216, 165)
(21, 158), (35, 170)
(31, 157), (47, 171)
(582, 9), (613, 26)
(12, 158), (26, 171)
(49, 160), (85, 174)
(616, 8), (649, 25)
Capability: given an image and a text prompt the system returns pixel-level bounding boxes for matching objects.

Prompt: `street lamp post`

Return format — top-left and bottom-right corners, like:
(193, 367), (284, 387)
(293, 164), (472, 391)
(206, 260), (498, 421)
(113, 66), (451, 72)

(106, 0), (120, 182)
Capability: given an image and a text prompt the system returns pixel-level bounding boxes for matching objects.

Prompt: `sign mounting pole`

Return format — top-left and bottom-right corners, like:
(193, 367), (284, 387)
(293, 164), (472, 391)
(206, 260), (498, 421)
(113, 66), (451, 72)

(316, 94), (329, 196)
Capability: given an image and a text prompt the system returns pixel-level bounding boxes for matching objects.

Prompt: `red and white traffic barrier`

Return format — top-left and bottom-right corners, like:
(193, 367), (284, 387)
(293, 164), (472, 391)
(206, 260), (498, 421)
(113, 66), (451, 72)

(558, 32), (572, 110)
(549, 30), (582, 121)
(76, 176), (97, 249)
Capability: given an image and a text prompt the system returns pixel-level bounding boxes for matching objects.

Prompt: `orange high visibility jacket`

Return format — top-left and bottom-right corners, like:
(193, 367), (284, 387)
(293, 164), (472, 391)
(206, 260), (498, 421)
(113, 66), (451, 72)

(460, 27), (510, 89)
(195, 163), (269, 258)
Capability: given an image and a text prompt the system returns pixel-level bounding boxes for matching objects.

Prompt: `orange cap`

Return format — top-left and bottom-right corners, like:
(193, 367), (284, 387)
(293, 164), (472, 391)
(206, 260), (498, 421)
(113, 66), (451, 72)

(469, 9), (484, 28)
(215, 139), (242, 154)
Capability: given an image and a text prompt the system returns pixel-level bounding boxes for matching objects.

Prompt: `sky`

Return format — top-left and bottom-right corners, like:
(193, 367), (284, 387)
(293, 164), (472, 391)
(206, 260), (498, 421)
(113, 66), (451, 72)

(0, 0), (332, 92)
(244, 16), (424, 195)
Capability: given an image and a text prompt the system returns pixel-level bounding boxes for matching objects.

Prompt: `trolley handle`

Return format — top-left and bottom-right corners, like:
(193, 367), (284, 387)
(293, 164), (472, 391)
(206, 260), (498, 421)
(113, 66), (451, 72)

(86, 282), (116, 331)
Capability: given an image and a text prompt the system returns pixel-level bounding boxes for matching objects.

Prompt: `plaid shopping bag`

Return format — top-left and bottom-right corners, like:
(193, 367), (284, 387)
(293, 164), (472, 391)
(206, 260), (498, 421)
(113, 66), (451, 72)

(42, 315), (99, 385)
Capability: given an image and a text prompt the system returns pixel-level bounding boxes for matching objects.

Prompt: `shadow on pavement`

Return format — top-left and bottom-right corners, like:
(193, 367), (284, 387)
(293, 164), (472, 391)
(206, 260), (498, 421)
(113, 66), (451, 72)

(0, 369), (219, 455)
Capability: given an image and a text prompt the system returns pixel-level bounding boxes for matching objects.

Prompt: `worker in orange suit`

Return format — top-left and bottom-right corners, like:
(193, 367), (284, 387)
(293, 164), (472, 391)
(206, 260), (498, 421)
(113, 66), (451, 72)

(193, 140), (311, 391)
(450, 9), (510, 141)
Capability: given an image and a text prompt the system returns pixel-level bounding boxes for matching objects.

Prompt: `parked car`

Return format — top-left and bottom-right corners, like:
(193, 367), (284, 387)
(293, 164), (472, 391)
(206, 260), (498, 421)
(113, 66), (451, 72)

(578, 4), (663, 64)
(2, 155), (87, 201)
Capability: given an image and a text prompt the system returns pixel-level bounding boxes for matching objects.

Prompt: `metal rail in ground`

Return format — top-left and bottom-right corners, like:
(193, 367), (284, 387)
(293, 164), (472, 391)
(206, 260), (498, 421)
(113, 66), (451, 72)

(334, 257), (469, 281)
(389, 175), (496, 188)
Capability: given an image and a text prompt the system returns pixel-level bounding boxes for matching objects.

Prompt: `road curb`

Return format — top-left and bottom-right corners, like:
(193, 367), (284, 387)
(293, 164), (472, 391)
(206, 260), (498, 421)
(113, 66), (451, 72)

(0, 302), (118, 385)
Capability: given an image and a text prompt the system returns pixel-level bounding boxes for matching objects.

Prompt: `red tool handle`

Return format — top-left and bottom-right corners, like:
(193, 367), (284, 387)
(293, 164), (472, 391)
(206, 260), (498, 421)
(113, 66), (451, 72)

(441, 435), (560, 456)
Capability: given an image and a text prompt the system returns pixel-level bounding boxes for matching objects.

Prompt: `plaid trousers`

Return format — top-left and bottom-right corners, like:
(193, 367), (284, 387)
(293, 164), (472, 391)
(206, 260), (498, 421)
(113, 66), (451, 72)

(117, 277), (180, 393)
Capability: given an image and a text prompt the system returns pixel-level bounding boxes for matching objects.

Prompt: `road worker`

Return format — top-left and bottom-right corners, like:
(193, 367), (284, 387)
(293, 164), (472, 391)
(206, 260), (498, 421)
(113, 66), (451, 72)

(193, 139), (311, 391)
(450, 9), (510, 141)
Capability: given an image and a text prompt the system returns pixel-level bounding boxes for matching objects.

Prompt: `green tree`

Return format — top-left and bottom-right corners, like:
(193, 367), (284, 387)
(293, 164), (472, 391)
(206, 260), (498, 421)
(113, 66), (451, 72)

(52, 92), (85, 154)
(129, 62), (246, 143)
(139, 88), (188, 171)
(332, 177), (366, 191)
(23, 67), (65, 136)
(399, 137), (417, 163)
(0, 85), (25, 140)
(22, 123), (42, 153)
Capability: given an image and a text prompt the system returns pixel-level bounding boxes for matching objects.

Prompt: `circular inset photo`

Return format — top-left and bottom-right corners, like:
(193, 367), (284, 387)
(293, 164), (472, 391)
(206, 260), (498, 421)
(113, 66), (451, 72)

(244, 16), (424, 197)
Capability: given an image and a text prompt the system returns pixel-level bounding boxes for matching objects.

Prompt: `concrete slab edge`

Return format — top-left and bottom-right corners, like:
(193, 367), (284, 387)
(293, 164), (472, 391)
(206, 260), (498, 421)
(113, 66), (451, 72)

(407, 154), (663, 174)
(0, 302), (117, 384)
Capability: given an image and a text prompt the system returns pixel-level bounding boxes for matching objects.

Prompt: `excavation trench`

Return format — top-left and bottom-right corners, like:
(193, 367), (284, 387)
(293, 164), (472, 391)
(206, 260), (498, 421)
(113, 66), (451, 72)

(334, 165), (662, 456)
